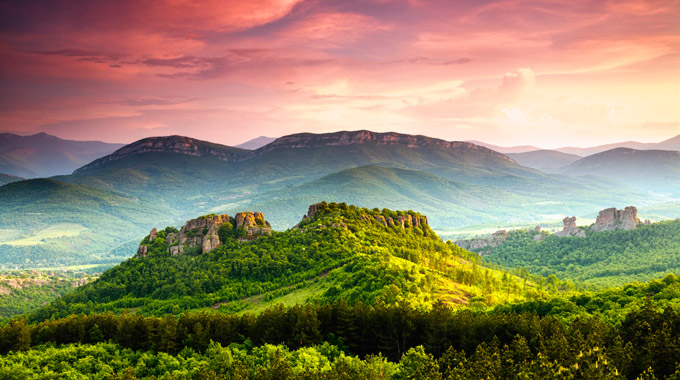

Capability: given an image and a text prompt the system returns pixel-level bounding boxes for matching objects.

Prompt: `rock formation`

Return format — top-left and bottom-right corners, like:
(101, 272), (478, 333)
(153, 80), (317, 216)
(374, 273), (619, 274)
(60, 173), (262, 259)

(555, 216), (586, 238)
(137, 211), (272, 258)
(592, 206), (639, 232)
(455, 230), (509, 252)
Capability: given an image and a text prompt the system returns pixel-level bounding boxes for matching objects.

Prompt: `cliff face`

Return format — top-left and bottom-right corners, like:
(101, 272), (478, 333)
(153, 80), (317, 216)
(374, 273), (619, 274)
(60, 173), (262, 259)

(592, 206), (639, 232)
(137, 211), (272, 257)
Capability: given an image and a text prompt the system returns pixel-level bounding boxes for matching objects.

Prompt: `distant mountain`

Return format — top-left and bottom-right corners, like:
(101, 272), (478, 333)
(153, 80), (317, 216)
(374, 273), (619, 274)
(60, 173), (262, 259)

(508, 150), (582, 172)
(471, 134), (680, 158)
(0, 132), (124, 178)
(464, 140), (541, 154)
(235, 136), (276, 150)
(561, 148), (680, 195)
(0, 173), (23, 186)
(74, 135), (248, 174)
(556, 134), (680, 156)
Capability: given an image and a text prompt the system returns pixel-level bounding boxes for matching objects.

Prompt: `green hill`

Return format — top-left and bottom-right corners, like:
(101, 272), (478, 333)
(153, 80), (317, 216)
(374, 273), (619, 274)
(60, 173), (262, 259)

(30, 203), (538, 321)
(477, 219), (680, 288)
(0, 179), (176, 268)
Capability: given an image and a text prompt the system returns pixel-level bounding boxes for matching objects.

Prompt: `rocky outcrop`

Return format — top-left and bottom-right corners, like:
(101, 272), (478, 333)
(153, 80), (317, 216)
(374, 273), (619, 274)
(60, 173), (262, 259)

(555, 216), (586, 238)
(136, 212), (272, 258)
(592, 206), (639, 232)
(234, 211), (272, 239)
(252, 130), (516, 163)
(455, 230), (509, 252)
(300, 202), (429, 231)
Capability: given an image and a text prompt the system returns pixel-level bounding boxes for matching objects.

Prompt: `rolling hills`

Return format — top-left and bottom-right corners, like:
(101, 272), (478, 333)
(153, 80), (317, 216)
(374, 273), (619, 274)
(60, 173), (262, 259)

(561, 148), (680, 195)
(0, 179), (175, 268)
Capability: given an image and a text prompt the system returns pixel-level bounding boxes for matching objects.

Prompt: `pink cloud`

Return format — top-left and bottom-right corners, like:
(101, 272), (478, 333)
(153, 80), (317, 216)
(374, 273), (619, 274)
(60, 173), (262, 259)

(0, 0), (678, 147)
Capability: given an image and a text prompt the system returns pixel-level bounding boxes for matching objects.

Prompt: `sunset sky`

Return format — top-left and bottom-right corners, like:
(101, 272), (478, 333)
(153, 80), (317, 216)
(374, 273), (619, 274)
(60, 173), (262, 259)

(1, 0), (679, 148)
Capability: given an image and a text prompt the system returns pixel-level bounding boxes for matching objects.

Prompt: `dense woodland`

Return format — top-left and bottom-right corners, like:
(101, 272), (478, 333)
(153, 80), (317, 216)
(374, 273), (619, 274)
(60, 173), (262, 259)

(481, 219), (680, 288)
(3, 293), (680, 378)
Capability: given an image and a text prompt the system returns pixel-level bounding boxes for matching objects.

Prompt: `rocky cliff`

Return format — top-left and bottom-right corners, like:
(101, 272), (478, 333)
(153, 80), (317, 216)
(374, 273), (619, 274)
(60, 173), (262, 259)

(555, 216), (586, 238)
(137, 211), (272, 257)
(592, 206), (639, 232)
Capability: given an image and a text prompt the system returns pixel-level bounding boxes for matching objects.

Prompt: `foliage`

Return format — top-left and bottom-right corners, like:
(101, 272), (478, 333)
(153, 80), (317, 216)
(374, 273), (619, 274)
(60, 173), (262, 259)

(3, 297), (680, 378)
(481, 220), (680, 288)
(0, 271), (98, 320)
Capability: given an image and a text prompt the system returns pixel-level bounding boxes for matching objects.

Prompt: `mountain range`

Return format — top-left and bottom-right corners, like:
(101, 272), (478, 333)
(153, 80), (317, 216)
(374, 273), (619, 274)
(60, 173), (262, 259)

(0, 133), (124, 178)
(0, 130), (678, 268)
(471, 134), (680, 155)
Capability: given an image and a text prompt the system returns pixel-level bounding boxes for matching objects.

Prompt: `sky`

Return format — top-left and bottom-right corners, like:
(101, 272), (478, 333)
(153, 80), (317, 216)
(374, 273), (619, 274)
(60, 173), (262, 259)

(1, 0), (679, 148)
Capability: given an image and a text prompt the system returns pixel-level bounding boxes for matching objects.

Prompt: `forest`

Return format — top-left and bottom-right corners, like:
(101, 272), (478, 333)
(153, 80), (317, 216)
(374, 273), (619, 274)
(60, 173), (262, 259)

(481, 220), (680, 288)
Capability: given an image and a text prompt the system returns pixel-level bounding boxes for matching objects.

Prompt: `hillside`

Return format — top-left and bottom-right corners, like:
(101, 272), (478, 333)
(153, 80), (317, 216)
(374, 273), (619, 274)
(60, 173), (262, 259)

(214, 165), (643, 230)
(508, 149), (582, 172)
(31, 203), (536, 321)
(561, 148), (680, 195)
(0, 179), (176, 268)
(0, 173), (23, 186)
(0, 132), (123, 178)
(475, 218), (680, 288)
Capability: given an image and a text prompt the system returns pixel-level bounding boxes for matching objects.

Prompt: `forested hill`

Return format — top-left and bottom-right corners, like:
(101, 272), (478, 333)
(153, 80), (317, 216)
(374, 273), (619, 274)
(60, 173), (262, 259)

(481, 218), (680, 288)
(30, 202), (538, 321)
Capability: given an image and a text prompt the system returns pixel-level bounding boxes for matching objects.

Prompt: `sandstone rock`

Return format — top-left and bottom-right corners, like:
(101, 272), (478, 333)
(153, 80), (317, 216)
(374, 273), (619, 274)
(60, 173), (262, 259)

(149, 228), (158, 241)
(592, 206), (639, 232)
(137, 245), (148, 258)
(555, 216), (585, 238)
